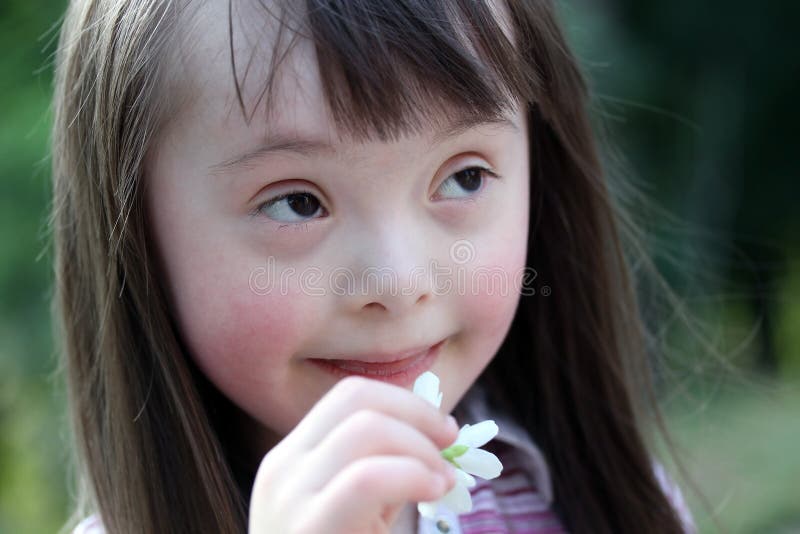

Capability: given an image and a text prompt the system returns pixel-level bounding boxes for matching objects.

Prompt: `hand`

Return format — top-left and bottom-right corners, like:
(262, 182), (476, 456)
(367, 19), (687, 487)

(248, 375), (460, 534)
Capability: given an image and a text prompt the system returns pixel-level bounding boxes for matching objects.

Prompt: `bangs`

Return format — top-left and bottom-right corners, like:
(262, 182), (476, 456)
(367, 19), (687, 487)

(230, 0), (539, 142)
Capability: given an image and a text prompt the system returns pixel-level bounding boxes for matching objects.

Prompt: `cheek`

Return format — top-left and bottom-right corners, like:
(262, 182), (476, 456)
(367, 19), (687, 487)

(460, 266), (522, 342)
(466, 223), (528, 328)
(168, 254), (309, 401)
(208, 290), (301, 382)
(452, 235), (526, 368)
(438, 244), (525, 412)
(457, 158), (529, 337)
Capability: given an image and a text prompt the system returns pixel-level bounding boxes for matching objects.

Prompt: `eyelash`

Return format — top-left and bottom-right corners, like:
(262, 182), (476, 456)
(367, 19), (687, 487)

(251, 165), (501, 227)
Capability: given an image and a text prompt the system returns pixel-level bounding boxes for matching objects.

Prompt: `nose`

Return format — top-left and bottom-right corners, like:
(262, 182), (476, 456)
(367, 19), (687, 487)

(336, 222), (435, 317)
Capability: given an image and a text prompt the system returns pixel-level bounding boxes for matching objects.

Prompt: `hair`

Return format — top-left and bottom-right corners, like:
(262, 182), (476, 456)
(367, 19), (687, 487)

(51, 0), (694, 532)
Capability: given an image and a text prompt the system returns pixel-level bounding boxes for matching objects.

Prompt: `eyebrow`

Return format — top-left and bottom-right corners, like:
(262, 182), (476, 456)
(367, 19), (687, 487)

(209, 115), (519, 174)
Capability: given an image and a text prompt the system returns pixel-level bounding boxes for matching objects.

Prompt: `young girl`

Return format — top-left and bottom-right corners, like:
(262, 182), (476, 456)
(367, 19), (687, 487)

(51, 0), (697, 532)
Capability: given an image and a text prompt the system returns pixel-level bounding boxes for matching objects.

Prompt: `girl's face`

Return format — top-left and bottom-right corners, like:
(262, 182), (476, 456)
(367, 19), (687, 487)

(147, 2), (529, 451)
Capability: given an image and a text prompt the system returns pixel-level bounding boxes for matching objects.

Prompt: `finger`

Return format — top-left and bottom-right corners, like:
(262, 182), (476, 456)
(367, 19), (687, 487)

(380, 503), (405, 529)
(299, 456), (450, 533)
(289, 376), (458, 451)
(299, 409), (451, 492)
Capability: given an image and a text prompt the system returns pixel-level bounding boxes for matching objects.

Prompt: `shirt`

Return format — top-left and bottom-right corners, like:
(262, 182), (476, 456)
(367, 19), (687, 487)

(417, 383), (697, 534)
(74, 385), (696, 534)
(416, 383), (566, 534)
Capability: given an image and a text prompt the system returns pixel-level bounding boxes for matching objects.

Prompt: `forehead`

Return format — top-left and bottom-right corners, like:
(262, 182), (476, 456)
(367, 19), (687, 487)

(172, 2), (309, 132)
(172, 0), (521, 147)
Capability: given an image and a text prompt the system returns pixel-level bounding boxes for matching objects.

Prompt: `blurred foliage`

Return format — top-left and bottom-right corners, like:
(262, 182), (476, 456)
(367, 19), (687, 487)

(657, 380), (800, 533)
(561, 1), (800, 530)
(0, 1), (797, 533)
(1, 1), (70, 533)
(562, 0), (800, 377)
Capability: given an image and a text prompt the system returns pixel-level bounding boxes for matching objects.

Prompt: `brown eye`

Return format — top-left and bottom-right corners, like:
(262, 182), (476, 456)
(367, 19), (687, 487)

(286, 193), (320, 217)
(434, 166), (497, 200)
(453, 168), (483, 191)
(258, 191), (325, 222)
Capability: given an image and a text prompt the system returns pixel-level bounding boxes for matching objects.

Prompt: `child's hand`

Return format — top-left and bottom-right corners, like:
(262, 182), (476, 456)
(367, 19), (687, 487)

(247, 375), (460, 534)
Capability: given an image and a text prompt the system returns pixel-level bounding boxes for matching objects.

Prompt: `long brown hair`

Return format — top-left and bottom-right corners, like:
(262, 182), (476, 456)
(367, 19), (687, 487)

(51, 0), (692, 532)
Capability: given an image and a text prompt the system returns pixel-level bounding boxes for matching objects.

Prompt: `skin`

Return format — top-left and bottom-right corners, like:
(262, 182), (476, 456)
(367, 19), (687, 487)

(145, 1), (529, 532)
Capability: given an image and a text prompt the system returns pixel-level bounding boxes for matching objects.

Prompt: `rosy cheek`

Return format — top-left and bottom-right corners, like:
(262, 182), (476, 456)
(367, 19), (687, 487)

(454, 237), (527, 369)
(222, 291), (301, 361)
(465, 278), (519, 332)
(174, 257), (308, 393)
(468, 239), (526, 321)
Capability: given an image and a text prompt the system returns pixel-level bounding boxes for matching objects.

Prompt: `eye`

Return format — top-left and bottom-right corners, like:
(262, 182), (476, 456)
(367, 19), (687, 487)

(433, 166), (499, 201)
(255, 190), (327, 223)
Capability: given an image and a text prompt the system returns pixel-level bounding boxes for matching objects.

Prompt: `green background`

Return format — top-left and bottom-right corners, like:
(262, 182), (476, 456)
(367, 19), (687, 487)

(1, 1), (798, 532)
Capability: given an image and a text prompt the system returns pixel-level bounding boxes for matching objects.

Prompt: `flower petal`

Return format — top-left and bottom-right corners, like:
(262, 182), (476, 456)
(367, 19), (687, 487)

(413, 371), (441, 408)
(455, 468), (476, 488)
(417, 500), (439, 519)
(439, 479), (473, 514)
(455, 447), (503, 480)
(455, 420), (498, 448)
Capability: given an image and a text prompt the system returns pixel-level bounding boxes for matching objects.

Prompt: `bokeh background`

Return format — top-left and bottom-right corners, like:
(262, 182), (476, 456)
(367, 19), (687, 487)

(1, 1), (798, 532)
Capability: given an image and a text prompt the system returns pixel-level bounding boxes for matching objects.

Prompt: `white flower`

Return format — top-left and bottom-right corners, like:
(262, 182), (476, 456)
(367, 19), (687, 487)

(413, 370), (444, 409)
(412, 371), (503, 520)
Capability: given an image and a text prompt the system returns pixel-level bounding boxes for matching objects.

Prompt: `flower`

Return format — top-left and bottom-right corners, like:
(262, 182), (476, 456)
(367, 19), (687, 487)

(412, 371), (503, 520)
(412, 370), (444, 408)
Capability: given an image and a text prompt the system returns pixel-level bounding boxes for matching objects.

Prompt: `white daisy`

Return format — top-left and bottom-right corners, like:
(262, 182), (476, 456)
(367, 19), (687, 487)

(412, 372), (503, 519)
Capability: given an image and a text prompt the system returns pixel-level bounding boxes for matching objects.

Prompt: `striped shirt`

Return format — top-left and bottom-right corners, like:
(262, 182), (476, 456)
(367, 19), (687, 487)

(74, 386), (695, 534)
(416, 383), (696, 534)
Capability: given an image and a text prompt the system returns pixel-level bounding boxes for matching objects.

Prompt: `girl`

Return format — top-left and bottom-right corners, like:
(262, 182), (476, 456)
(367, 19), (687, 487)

(51, 0), (697, 532)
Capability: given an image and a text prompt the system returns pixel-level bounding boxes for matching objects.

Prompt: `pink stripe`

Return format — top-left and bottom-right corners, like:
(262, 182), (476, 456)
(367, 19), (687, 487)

(472, 472), (539, 493)
(494, 466), (529, 478)
(472, 484), (535, 499)
(461, 517), (563, 533)
(469, 497), (549, 515)
(508, 513), (563, 523)
(461, 517), (559, 529)
(461, 509), (556, 521)
(502, 472), (535, 484)
(462, 529), (565, 534)
(500, 499), (551, 514)
(460, 526), (566, 534)
(460, 510), (507, 521)
(497, 487), (537, 497)
(503, 503), (551, 515)
(469, 486), (495, 498)
(470, 485), (541, 502)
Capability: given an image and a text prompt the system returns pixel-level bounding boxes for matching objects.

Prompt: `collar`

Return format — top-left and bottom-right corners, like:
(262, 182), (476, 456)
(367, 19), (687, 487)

(452, 382), (554, 504)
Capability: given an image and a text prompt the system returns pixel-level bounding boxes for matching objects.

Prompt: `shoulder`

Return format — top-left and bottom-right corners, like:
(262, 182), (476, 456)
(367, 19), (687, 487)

(73, 514), (105, 534)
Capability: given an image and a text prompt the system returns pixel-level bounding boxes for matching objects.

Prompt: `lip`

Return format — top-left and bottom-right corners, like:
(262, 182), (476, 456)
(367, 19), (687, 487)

(308, 338), (447, 387)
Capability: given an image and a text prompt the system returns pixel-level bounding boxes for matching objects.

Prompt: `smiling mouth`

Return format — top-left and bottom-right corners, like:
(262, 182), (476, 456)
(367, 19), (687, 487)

(307, 338), (447, 384)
